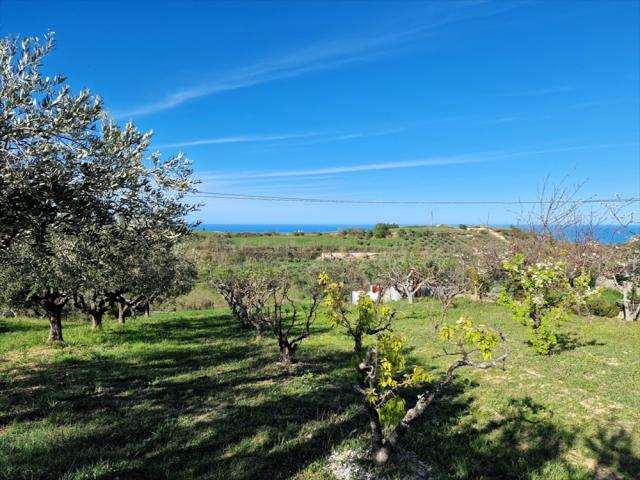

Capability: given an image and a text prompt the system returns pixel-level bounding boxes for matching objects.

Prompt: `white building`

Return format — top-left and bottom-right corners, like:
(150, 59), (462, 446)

(351, 284), (402, 304)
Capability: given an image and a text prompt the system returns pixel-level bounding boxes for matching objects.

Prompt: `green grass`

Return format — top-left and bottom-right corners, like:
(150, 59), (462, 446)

(1, 300), (639, 479)
(192, 227), (502, 254)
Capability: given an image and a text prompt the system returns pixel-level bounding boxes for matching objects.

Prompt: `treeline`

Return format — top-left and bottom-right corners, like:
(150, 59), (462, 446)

(0, 34), (198, 340)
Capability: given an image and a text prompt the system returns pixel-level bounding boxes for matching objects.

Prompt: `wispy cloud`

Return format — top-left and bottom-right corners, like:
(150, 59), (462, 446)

(502, 85), (576, 97)
(486, 115), (520, 124)
(198, 141), (638, 181)
(199, 153), (492, 181)
(115, 3), (519, 118)
(114, 30), (420, 118)
(154, 128), (402, 149)
(571, 97), (639, 109)
(155, 132), (319, 149)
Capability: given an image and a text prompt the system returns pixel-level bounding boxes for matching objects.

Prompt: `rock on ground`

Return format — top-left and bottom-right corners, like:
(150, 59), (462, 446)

(327, 447), (431, 480)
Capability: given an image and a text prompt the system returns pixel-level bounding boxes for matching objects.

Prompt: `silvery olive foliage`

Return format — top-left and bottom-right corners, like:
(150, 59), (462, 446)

(0, 33), (199, 340)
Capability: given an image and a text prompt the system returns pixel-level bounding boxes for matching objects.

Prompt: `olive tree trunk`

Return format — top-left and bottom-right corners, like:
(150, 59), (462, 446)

(89, 311), (103, 329)
(39, 294), (67, 342)
(117, 301), (129, 324)
(48, 310), (64, 342)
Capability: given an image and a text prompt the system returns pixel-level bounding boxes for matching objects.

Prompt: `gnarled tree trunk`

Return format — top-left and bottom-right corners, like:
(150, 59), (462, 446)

(117, 301), (129, 324)
(278, 340), (296, 364)
(621, 281), (640, 321)
(89, 311), (103, 329)
(254, 322), (264, 340)
(367, 403), (391, 465)
(48, 310), (64, 342)
(39, 293), (67, 342)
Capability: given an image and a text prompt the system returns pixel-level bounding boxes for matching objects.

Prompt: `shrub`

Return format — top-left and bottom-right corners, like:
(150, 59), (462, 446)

(586, 288), (622, 317)
(500, 254), (592, 355)
(372, 223), (398, 239)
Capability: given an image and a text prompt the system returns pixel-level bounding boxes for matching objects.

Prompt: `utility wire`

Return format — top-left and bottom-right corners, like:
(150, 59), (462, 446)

(189, 191), (640, 206)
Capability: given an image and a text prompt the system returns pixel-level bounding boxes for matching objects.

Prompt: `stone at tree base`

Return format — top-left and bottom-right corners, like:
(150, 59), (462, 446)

(327, 446), (431, 480)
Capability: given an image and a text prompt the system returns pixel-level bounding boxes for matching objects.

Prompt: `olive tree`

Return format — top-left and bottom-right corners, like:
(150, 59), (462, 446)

(107, 236), (198, 323)
(0, 34), (103, 250)
(319, 273), (507, 466)
(0, 33), (198, 340)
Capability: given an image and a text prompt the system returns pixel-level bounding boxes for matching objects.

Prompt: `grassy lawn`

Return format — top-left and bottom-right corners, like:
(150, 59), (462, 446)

(1, 300), (638, 479)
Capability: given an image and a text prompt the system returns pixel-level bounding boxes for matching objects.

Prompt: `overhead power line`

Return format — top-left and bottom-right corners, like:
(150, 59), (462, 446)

(189, 191), (640, 206)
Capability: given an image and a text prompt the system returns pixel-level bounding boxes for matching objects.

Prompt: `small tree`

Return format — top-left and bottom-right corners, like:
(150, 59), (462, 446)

(422, 256), (469, 331)
(603, 242), (640, 320)
(260, 271), (321, 363)
(373, 253), (426, 304)
(467, 243), (507, 300)
(110, 240), (198, 323)
(210, 265), (275, 339)
(371, 223), (398, 239)
(210, 266), (253, 329)
(319, 273), (507, 466)
(500, 254), (592, 354)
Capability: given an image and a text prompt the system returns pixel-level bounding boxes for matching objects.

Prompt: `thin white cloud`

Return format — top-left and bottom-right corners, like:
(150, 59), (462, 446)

(502, 85), (576, 97)
(571, 97), (639, 109)
(114, 29), (418, 118)
(197, 142), (639, 181)
(155, 132), (319, 149)
(114, 3), (519, 118)
(200, 153), (491, 181)
(486, 116), (520, 124)
(154, 128), (402, 149)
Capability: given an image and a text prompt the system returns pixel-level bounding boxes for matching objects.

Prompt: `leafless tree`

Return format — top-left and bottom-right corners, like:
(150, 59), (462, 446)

(373, 253), (426, 304)
(421, 256), (469, 331)
(210, 265), (276, 338)
(260, 278), (321, 363)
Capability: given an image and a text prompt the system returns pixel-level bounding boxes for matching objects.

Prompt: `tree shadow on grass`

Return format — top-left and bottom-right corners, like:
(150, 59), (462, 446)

(1, 311), (636, 480)
(0, 312), (363, 480)
(404, 390), (639, 480)
(108, 313), (252, 344)
(0, 318), (44, 334)
(405, 392), (582, 479)
(585, 427), (640, 479)
(553, 331), (606, 354)
(110, 312), (334, 348)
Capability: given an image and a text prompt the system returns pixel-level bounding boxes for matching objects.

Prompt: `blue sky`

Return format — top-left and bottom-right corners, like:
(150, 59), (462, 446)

(2, 0), (639, 225)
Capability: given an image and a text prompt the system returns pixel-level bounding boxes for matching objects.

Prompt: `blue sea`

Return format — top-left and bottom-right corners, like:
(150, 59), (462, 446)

(198, 224), (638, 244)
